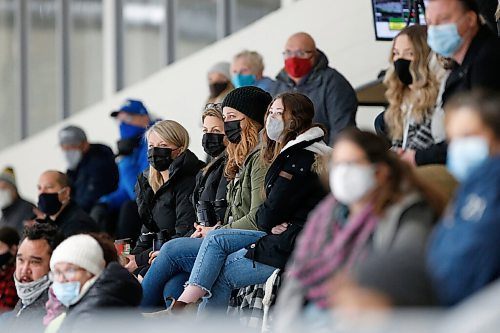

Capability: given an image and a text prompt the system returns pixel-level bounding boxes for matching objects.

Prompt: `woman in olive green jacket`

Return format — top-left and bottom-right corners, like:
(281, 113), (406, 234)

(140, 86), (272, 308)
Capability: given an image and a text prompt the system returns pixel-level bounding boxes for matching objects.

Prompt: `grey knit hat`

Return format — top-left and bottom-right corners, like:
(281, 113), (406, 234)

(58, 126), (87, 146)
(208, 62), (231, 81)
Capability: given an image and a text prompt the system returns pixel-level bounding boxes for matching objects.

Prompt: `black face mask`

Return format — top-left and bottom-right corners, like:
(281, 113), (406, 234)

(0, 252), (12, 267)
(209, 82), (229, 98)
(394, 58), (413, 86)
(224, 120), (242, 144)
(202, 133), (226, 157)
(148, 147), (173, 171)
(38, 192), (63, 216)
(117, 137), (141, 156)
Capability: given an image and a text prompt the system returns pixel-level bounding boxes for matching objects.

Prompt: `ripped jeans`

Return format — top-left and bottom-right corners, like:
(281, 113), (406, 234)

(187, 229), (276, 311)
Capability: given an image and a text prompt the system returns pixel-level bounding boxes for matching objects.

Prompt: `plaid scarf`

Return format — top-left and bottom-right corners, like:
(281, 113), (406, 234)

(287, 194), (378, 308)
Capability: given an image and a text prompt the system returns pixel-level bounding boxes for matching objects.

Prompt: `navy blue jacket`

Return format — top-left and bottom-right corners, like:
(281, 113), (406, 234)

(271, 49), (358, 144)
(67, 144), (119, 212)
(428, 156), (500, 306)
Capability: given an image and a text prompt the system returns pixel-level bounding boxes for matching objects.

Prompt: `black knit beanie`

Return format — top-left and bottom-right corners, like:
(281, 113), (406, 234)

(0, 227), (20, 247)
(221, 86), (272, 126)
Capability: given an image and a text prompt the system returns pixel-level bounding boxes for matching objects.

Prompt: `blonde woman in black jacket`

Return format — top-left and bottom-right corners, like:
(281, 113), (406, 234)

(126, 120), (204, 276)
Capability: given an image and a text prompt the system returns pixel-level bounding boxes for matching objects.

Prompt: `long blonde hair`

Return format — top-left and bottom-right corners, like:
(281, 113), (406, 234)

(224, 118), (261, 180)
(146, 120), (190, 193)
(384, 25), (439, 141)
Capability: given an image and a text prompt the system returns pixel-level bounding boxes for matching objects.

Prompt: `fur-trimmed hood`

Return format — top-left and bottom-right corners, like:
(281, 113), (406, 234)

(281, 126), (332, 156)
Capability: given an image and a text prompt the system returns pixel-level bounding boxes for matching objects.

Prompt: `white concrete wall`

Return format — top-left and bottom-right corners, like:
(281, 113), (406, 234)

(0, 0), (390, 201)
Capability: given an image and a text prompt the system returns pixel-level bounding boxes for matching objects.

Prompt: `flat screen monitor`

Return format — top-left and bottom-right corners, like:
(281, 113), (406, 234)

(372, 0), (428, 41)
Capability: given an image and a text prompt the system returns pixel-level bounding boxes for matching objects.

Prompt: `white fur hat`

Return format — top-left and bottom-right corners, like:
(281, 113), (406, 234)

(50, 234), (105, 276)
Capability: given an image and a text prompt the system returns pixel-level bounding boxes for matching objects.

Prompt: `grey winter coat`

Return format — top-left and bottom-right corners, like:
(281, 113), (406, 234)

(271, 49), (358, 144)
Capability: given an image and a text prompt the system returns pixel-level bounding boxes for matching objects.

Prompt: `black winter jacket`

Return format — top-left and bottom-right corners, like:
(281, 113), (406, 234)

(271, 50), (358, 144)
(67, 143), (119, 212)
(0, 196), (35, 235)
(39, 201), (100, 237)
(133, 149), (204, 266)
(58, 262), (142, 333)
(192, 154), (228, 224)
(245, 128), (330, 269)
(416, 26), (500, 166)
(441, 25), (500, 105)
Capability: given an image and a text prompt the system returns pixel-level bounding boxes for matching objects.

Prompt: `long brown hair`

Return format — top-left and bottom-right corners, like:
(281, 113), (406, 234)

(334, 129), (446, 216)
(384, 25), (439, 141)
(224, 117), (262, 180)
(261, 92), (320, 164)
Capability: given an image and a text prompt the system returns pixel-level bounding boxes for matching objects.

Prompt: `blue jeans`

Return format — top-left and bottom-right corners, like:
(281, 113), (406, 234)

(187, 229), (277, 311)
(140, 237), (203, 308)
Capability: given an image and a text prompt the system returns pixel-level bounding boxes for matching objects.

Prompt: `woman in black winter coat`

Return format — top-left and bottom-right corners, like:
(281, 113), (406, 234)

(45, 234), (142, 333)
(125, 120), (204, 276)
(192, 103), (229, 226)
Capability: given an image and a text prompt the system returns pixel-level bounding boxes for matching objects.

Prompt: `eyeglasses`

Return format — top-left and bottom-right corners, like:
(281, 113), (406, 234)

(204, 103), (223, 113)
(49, 268), (86, 281)
(282, 50), (314, 59)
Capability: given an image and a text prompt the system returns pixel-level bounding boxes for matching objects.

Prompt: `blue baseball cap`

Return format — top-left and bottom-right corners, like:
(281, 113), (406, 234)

(110, 99), (149, 117)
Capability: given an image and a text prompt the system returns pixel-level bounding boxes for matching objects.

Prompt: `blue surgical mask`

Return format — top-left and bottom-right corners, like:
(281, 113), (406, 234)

(52, 281), (81, 307)
(447, 136), (489, 182)
(427, 23), (464, 58)
(231, 74), (256, 88)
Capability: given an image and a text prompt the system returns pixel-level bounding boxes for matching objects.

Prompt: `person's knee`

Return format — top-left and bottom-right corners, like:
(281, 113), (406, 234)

(159, 238), (184, 257)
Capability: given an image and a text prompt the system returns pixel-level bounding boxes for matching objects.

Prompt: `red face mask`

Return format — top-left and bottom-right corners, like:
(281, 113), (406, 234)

(284, 57), (313, 78)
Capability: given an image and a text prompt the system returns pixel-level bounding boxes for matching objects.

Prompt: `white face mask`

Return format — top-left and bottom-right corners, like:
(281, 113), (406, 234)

(64, 149), (83, 170)
(0, 188), (13, 209)
(329, 163), (376, 205)
(266, 116), (285, 142)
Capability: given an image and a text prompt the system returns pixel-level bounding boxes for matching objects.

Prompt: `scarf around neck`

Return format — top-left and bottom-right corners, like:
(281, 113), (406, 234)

(287, 194), (379, 308)
(14, 274), (51, 307)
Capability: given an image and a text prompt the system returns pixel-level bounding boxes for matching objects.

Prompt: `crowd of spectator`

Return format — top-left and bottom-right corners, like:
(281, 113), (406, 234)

(0, 0), (499, 332)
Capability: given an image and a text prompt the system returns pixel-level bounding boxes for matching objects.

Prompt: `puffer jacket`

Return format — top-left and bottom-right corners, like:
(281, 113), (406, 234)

(271, 49), (358, 144)
(245, 127), (331, 269)
(133, 149), (204, 266)
(58, 262), (142, 333)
